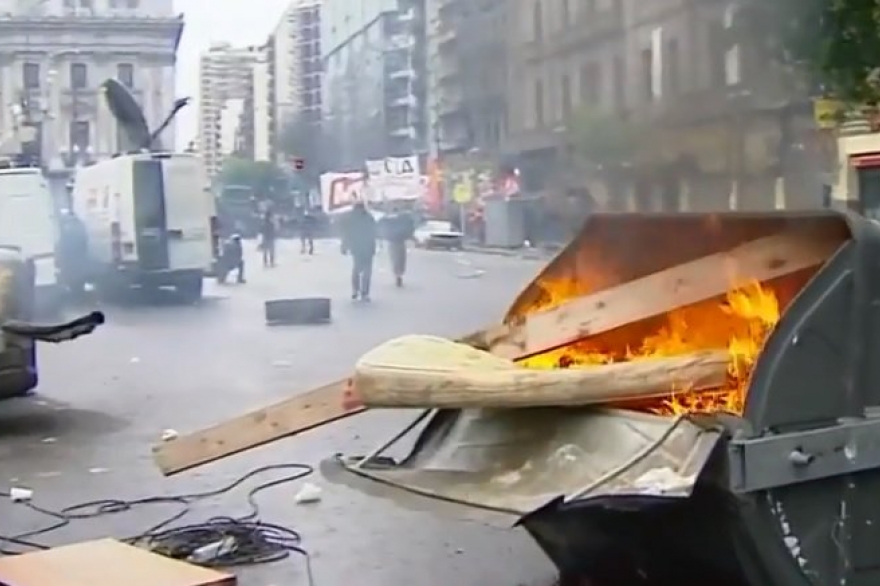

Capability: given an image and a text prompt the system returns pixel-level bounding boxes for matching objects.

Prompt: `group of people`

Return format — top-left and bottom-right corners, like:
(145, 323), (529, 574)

(258, 208), (318, 269)
(218, 201), (415, 302)
(341, 202), (414, 301)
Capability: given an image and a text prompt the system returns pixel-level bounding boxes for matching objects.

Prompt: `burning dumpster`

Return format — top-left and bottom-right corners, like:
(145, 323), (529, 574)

(319, 210), (880, 586)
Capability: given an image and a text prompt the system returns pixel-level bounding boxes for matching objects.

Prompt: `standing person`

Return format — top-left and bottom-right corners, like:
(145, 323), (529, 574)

(300, 208), (316, 255)
(342, 201), (377, 301)
(260, 209), (277, 268)
(56, 209), (89, 301)
(220, 234), (246, 283)
(385, 206), (414, 287)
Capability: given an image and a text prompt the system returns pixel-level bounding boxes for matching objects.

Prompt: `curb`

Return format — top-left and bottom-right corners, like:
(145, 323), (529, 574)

(463, 247), (556, 260)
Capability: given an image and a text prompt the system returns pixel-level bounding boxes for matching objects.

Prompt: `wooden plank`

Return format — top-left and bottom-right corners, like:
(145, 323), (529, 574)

(154, 227), (843, 476)
(0, 538), (234, 586)
(477, 227), (843, 359)
(153, 379), (366, 476)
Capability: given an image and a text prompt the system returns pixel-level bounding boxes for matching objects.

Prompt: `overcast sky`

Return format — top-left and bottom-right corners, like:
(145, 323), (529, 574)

(173, 0), (293, 147)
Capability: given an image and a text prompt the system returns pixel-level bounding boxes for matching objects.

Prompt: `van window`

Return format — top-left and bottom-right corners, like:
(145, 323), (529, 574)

(132, 160), (166, 231)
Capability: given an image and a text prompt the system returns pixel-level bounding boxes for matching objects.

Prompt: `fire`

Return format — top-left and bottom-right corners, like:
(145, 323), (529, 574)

(519, 279), (781, 415)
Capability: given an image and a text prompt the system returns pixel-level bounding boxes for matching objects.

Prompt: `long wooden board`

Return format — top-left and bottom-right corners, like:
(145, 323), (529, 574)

(152, 379), (366, 475)
(153, 227), (843, 476)
(472, 227), (843, 359)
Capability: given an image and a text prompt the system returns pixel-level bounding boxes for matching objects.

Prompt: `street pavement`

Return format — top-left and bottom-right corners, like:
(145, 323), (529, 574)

(0, 239), (557, 586)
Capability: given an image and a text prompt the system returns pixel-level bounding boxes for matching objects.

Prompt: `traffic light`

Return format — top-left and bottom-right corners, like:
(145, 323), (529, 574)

(293, 158), (305, 171)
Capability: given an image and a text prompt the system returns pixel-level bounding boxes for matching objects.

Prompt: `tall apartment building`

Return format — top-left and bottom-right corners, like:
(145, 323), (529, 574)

(237, 55), (272, 162)
(503, 0), (822, 211)
(321, 0), (427, 169)
(197, 42), (262, 177)
(265, 0), (321, 164)
(427, 0), (508, 156)
(0, 0), (181, 169)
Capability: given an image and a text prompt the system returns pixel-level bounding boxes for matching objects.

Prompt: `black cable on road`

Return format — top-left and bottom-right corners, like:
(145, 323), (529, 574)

(0, 463), (316, 585)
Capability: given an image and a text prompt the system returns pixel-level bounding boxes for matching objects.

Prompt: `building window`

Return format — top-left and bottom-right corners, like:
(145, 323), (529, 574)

(534, 80), (544, 127)
(80, 0), (92, 7)
(126, 0), (138, 7)
(69, 120), (90, 149)
(641, 48), (653, 102)
(580, 61), (599, 105)
(666, 38), (680, 96)
(533, 1), (542, 40)
(708, 21), (726, 86)
(561, 74), (572, 120)
(117, 63), (134, 88)
(23, 63), (40, 89)
(70, 63), (88, 89)
(612, 55), (625, 112)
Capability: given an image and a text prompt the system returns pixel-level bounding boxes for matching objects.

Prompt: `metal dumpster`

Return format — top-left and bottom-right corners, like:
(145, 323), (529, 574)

(323, 210), (880, 586)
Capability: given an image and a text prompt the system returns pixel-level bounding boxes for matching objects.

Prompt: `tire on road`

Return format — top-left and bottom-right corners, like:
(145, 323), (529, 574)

(264, 297), (331, 325)
(175, 273), (204, 303)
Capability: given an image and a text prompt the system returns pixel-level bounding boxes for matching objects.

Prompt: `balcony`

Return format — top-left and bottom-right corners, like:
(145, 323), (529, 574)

(388, 124), (417, 140)
(437, 98), (464, 118)
(390, 94), (417, 108)
(435, 23), (456, 49)
(386, 34), (415, 50)
(435, 59), (459, 84)
(389, 67), (416, 80)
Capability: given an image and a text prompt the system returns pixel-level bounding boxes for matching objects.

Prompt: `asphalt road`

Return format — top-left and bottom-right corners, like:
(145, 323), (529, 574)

(0, 239), (557, 586)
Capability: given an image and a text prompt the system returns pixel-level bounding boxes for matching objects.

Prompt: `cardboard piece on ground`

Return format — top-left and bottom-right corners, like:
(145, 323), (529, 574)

(473, 227), (844, 359)
(0, 538), (234, 586)
(153, 227), (843, 476)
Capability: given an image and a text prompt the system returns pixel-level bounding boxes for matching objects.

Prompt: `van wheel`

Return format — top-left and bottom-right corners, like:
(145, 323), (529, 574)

(176, 276), (203, 303)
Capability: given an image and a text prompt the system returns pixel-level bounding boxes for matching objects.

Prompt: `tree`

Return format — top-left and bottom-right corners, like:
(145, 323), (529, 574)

(569, 107), (637, 169)
(220, 157), (286, 198)
(277, 116), (326, 183)
(567, 107), (641, 210)
(739, 0), (880, 104)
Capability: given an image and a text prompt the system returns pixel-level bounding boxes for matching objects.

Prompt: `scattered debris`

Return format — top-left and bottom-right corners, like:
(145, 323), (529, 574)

(41, 437), (57, 444)
(9, 486), (33, 502)
(161, 428), (179, 442)
(89, 467), (110, 475)
(130, 357), (140, 364)
(294, 482), (322, 504)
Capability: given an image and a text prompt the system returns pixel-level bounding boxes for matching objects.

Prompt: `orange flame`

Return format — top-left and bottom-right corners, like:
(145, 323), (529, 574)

(519, 280), (781, 415)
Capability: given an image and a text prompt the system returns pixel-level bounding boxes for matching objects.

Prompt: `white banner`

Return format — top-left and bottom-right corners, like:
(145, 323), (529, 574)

(365, 156), (422, 201)
(319, 172), (366, 213)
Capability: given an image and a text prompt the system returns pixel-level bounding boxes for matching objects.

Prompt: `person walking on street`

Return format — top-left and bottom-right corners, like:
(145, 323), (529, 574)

(385, 206), (414, 287)
(342, 201), (377, 301)
(300, 208), (316, 255)
(56, 209), (90, 301)
(220, 234), (246, 283)
(260, 210), (277, 268)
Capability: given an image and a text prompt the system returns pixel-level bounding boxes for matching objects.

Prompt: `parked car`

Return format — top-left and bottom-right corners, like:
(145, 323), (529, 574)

(413, 220), (464, 250)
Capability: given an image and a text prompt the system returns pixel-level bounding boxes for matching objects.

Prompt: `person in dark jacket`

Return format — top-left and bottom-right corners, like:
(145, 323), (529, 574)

(343, 201), (377, 301)
(384, 206), (414, 287)
(260, 210), (277, 267)
(56, 210), (90, 300)
(300, 208), (316, 255)
(219, 234), (246, 283)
